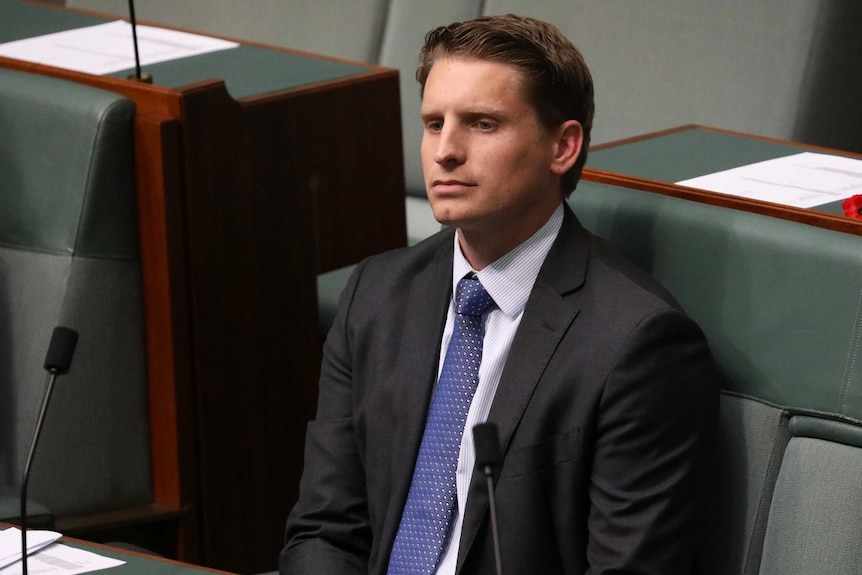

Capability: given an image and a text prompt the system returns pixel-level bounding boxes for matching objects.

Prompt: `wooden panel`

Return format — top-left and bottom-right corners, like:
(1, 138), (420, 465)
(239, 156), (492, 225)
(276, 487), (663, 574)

(132, 113), (200, 561)
(174, 82), (321, 573)
(256, 70), (408, 273)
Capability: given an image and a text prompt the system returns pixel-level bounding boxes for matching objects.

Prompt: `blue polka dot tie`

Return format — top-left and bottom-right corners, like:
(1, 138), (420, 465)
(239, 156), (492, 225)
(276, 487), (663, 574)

(388, 275), (495, 575)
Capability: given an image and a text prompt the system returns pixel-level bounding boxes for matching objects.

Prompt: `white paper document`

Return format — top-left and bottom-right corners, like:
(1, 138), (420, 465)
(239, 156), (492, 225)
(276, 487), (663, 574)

(0, 529), (124, 575)
(0, 20), (239, 75)
(676, 152), (862, 208)
(0, 529), (62, 569)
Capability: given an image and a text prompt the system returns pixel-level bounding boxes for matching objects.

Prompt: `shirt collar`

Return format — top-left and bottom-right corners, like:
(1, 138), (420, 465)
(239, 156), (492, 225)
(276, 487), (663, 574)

(452, 203), (564, 318)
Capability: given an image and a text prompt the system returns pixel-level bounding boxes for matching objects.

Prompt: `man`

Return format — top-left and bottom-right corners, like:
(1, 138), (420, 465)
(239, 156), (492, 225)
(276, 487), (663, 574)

(281, 14), (719, 575)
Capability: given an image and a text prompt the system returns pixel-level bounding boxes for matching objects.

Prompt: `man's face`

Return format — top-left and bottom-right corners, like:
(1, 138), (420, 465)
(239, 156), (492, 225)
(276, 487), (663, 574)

(420, 57), (567, 247)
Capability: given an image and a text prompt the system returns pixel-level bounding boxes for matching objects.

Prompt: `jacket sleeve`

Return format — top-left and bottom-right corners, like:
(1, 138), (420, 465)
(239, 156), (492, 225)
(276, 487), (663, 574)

(586, 307), (720, 575)
(280, 260), (372, 575)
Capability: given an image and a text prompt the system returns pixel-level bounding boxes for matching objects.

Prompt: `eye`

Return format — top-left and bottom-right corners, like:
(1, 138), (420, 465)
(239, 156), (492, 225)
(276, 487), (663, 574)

(476, 120), (496, 131)
(426, 120), (443, 133)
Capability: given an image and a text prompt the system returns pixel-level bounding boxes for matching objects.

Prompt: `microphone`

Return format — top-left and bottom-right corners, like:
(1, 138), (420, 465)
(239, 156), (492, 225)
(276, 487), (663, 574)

(20, 327), (79, 575)
(126, 0), (153, 83)
(473, 422), (503, 575)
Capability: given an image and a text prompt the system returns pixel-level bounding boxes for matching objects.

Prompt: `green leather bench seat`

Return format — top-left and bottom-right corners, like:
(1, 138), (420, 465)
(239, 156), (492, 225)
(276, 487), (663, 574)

(569, 181), (862, 575)
(0, 68), (151, 523)
(759, 417), (862, 574)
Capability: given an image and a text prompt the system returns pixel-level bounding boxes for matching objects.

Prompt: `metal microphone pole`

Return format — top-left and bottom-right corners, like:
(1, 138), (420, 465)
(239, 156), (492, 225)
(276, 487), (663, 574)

(20, 327), (79, 575)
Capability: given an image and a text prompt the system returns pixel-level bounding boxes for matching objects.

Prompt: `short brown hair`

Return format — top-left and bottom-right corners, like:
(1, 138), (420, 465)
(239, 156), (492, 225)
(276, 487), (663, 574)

(417, 14), (595, 195)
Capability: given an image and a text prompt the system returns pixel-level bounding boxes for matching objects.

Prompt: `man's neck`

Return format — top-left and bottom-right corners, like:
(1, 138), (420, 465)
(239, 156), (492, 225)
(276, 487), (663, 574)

(456, 202), (563, 270)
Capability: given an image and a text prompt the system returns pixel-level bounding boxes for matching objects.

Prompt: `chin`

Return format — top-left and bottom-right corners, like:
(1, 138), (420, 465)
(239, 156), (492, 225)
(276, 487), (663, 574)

(430, 199), (471, 223)
(429, 205), (456, 228)
(431, 210), (471, 229)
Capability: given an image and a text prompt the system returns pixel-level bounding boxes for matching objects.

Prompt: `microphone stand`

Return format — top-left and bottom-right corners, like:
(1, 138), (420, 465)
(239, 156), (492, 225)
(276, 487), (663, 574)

(20, 327), (79, 575)
(126, 0), (152, 83)
(19, 371), (59, 575)
(482, 462), (503, 575)
(473, 422), (504, 575)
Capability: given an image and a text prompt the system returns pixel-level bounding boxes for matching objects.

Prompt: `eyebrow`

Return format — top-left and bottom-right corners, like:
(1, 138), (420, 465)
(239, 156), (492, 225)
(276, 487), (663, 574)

(420, 108), (510, 122)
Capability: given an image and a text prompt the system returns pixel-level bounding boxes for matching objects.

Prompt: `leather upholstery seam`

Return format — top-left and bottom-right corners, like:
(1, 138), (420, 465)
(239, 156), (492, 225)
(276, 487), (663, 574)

(839, 288), (862, 413)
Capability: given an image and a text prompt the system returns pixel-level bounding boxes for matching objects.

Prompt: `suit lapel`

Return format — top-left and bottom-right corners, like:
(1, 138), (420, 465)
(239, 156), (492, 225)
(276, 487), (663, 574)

(379, 235), (455, 565)
(456, 206), (591, 571)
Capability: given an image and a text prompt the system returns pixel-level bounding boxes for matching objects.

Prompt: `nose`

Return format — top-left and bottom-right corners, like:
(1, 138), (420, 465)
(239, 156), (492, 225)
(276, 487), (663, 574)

(433, 124), (466, 166)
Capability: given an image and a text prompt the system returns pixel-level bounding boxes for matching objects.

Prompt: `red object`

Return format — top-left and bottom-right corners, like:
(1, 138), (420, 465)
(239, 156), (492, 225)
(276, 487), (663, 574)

(842, 195), (862, 219)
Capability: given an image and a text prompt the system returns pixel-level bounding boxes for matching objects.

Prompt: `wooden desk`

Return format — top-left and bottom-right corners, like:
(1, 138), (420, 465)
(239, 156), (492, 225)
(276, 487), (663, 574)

(583, 125), (862, 236)
(0, 1), (406, 572)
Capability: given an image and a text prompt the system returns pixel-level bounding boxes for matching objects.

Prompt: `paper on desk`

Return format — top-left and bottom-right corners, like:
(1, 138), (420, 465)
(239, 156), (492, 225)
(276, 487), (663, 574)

(0, 20), (239, 75)
(0, 543), (124, 575)
(0, 544), (125, 575)
(676, 152), (862, 208)
(0, 528), (61, 569)
(0, 528), (123, 575)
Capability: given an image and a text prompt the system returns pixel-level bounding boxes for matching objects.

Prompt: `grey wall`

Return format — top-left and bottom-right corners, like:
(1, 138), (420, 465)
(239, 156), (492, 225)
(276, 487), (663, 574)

(793, 1), (862, 153)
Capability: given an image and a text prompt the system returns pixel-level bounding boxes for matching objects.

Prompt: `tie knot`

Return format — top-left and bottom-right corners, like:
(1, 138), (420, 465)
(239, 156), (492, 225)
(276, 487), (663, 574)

(455, 276), (494, 318)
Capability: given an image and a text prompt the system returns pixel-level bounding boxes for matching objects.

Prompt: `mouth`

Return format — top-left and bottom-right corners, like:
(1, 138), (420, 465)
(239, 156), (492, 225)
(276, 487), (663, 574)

(431, 179), (475, 193)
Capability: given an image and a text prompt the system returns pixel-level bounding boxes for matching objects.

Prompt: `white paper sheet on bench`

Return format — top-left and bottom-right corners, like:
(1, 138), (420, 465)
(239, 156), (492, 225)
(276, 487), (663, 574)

(676, 152), (862, 208)
(0, 20), (238, 75)
(0, 528), (124, 575)
(0, 528), (61, 570)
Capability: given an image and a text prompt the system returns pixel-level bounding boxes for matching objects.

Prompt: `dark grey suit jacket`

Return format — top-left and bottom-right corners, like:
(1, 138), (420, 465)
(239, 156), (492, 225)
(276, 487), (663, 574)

(281, 205), (720, 575)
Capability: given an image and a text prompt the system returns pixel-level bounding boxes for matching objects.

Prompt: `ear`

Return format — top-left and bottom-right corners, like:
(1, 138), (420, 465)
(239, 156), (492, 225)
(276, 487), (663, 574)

(550, 120), (583, 176)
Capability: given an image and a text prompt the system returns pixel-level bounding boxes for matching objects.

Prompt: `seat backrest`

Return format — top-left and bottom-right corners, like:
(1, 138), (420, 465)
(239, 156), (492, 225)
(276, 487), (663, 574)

(0, 68), (151, 520)
(569, 181), (862, 575)
(758, 416), (862, 575)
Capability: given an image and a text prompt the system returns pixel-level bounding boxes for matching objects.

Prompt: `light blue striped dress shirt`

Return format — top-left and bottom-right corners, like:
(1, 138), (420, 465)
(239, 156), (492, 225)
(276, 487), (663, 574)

(433, 204), (564, 575)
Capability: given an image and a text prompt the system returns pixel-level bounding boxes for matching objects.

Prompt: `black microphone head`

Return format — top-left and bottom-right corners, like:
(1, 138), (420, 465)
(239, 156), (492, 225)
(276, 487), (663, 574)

(473, 422), (502, 470)
(43, 326), (79, 375)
